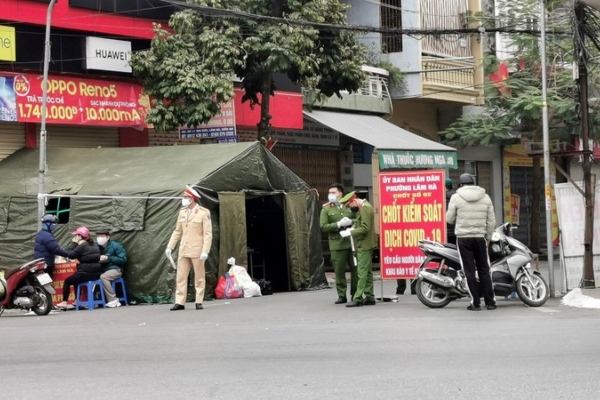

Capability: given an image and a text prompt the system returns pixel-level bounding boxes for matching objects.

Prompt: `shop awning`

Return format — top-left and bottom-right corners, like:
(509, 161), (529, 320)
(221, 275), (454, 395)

(303, 110), (457, 169)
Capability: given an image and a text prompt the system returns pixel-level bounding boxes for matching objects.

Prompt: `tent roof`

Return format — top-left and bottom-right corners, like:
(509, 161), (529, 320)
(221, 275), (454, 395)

(303, 110), (456, 152)
(0, 142), (308, 196)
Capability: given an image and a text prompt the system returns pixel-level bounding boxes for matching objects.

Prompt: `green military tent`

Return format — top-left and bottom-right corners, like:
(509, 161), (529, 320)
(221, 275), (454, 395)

(0, 142), (327, 302)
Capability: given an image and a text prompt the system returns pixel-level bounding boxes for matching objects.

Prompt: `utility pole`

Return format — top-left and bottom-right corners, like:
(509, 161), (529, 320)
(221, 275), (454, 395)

(539, 0), (555, 296)
(575, 2), (595, 288)
(38, 0), (58, 229)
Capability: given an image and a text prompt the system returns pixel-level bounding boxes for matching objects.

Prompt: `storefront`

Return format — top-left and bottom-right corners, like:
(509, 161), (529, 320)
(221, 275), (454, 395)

(301, 109), (457, 215)
(0, 71), (151, 153)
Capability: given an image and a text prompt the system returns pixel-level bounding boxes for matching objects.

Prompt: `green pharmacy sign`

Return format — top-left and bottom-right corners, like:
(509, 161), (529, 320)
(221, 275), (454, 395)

(378, 150), (458, 170)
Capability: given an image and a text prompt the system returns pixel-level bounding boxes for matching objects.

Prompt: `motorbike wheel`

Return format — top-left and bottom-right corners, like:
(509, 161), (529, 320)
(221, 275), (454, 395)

(516, 272), (549, 307)
(31, 284), (52, 316)
(415, 274), (453, 308)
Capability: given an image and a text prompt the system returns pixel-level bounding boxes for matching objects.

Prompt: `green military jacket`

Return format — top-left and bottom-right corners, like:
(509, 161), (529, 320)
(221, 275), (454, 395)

(350, 200), (377, 251)
(320, 202), (355, 250)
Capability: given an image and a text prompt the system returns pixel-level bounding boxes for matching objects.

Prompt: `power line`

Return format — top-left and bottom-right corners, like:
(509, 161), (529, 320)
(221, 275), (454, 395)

(158, 0), (568, 37)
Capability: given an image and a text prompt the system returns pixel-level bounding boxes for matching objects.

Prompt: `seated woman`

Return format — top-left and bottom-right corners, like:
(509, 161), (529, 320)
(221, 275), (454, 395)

(55, 226), (102, 309)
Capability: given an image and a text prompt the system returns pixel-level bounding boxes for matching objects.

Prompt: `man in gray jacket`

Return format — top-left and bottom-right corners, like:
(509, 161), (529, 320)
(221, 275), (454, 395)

(446, 173), (496, 311)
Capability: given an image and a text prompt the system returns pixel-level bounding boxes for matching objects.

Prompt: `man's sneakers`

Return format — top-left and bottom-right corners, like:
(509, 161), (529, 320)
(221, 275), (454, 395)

(334, 297), (347, 304)
(106, 299), (122, 308)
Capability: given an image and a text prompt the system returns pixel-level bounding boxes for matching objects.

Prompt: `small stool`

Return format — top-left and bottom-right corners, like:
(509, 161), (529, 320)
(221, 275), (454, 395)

(111, 277), (129, 306)
(76, 279), (106, 311)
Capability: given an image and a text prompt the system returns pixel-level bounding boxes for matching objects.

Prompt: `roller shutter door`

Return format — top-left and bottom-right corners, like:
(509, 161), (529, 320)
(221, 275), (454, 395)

(0, 122), (25, 161)
(272, 147), (338, 199)
(37, 125), (119, 148)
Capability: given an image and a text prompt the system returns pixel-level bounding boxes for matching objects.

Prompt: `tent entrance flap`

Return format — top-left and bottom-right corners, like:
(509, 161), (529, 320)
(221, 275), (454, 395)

(218, 192), (247, 276)
(284, 193), (309, 291)
(246, 195), (289, 291)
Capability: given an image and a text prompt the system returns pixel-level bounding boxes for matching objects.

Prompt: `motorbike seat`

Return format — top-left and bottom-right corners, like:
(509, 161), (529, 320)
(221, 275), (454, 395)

(0, 266), (22, 280)
(0, 259), (44, 280)
(443, 243), (457, 249)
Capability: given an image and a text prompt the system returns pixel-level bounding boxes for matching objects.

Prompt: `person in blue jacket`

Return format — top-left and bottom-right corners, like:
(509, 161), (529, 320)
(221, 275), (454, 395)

(33, 214), (69, 277)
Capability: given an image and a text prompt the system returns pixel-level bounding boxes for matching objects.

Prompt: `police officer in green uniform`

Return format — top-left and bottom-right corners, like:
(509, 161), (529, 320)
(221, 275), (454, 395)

(339, 191), (377, 307)
(320, 183), (357, 304)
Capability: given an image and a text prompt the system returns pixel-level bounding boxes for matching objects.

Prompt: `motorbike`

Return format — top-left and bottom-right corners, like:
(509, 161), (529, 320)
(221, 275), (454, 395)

(0, 257), (55, 316)
(415, 223), (549, 308)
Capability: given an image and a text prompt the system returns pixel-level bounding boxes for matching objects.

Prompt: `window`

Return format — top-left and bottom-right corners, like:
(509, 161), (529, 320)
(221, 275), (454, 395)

(380, 0), (402, 53)
(45, 197), (71, 224)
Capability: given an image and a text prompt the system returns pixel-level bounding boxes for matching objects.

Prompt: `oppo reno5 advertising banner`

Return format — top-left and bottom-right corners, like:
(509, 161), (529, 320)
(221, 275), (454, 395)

(0, 73), (150, 127)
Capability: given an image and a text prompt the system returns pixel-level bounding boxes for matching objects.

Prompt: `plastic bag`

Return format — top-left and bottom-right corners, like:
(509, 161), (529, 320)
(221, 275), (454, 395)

(215, 276), (227, 299)
(228, 265), (252, 287)
(224, 273), (243, 299)
(242, 281), (262, 298)
(254, 279), (273, 296)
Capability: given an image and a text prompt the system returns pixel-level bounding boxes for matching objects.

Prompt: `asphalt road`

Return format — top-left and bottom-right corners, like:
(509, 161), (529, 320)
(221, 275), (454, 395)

(2, 278), (600, 400)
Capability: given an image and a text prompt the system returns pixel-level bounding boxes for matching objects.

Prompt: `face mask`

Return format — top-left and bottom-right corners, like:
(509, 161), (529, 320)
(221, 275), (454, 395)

(350, 206), (360, 213)
(97, 236), (108, 246)
(328, 194), (338, 203)
(182, 198), (192, 207)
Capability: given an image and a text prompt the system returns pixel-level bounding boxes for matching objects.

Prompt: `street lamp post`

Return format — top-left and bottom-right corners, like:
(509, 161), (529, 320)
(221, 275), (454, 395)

(37, 0), (58, 229)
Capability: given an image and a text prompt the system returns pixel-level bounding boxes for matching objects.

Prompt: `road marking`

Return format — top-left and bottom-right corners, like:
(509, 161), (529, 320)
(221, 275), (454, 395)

(532, 307), (560, 313)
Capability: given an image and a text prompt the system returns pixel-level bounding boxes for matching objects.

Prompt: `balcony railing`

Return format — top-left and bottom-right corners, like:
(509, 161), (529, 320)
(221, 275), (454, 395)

(421, 56), (481, 104)
(303, 66), (392, 114)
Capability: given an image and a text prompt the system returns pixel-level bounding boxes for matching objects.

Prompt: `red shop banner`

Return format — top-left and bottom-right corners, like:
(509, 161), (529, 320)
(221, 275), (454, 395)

(0, 73), (150, 127)
(378, 170), (447, 280)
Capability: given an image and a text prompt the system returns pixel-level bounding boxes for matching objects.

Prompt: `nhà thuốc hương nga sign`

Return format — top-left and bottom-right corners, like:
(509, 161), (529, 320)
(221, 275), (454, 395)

(378, 150), (457, 169)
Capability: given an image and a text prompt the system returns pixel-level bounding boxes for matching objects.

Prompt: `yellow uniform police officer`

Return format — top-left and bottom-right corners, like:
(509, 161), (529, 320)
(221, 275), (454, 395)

(165, 185), (212, 311)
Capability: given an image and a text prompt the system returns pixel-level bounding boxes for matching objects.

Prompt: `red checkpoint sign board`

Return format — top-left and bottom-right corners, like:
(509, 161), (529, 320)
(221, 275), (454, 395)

(378, 170), (447, 280)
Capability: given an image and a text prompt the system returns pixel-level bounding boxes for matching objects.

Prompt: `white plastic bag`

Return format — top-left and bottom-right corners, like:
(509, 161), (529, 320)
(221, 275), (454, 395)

(227, 258), (253, 287)
(242, 281), (262, 298)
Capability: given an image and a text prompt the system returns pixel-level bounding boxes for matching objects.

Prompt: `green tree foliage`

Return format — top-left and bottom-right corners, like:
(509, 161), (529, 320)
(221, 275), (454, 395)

(130, 0), (367, 139)
(439, 0), (600, 251)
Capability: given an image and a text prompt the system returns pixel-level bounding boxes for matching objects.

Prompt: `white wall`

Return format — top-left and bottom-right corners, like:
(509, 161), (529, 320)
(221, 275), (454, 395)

(345, 0), (422, 98)
(568, 160), (600, 182)
(345, 0), (380, 52)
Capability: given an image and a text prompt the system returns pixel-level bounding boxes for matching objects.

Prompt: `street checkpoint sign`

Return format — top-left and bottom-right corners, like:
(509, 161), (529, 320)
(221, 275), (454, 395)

(379, 170), (446, 280)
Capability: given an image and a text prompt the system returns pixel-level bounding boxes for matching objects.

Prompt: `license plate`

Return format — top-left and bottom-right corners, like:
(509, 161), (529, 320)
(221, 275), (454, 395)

(37, 273), (52, 285)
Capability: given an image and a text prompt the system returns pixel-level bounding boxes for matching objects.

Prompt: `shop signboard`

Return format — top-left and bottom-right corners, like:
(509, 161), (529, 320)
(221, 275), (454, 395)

(0, 72), (150, 127)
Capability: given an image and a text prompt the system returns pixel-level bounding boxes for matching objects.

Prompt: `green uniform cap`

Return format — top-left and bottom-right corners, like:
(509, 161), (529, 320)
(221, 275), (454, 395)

(339, 191), (356, 205)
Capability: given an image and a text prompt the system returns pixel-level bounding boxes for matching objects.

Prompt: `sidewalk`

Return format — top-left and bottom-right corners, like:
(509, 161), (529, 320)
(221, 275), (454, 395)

(325, 258), (600, 299)
(536, 258), (600, 299)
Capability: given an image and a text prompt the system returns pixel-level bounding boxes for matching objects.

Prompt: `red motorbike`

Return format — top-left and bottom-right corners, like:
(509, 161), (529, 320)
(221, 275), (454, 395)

(0, 257), (55, 317)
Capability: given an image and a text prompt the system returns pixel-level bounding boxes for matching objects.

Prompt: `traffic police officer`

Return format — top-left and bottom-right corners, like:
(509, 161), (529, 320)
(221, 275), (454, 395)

(319, 183), (357, 304)
(165, 185), (213, 311)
